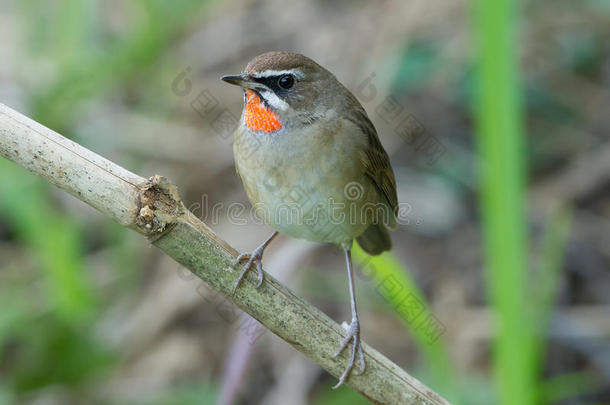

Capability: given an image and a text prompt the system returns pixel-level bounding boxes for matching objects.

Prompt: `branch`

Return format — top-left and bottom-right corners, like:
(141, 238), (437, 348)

(0, 103), (451, 405)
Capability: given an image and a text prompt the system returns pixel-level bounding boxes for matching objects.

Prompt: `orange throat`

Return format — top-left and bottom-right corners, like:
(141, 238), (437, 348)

(243, 89), (282, 133)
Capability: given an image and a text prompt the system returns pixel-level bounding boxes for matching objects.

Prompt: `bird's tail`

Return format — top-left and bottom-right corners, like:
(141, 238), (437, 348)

(356, 223), (391, 255)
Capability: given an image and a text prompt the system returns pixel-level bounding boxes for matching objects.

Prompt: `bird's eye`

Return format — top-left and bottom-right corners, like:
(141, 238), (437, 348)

(278, 74), (295, 89)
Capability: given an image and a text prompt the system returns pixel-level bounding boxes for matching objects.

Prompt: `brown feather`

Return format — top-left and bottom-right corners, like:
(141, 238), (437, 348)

(345, 106), (398, 228)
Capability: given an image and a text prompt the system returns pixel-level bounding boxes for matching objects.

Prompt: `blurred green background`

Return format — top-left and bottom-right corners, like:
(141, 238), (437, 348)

(0, 0), (609, 404)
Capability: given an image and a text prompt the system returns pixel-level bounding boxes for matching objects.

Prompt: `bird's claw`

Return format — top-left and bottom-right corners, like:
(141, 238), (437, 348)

(231, 245), (265, 295)
(332, 318), (365, 389)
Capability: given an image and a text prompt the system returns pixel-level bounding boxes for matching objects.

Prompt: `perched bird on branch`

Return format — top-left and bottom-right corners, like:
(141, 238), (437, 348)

(222, 51), (397, 387)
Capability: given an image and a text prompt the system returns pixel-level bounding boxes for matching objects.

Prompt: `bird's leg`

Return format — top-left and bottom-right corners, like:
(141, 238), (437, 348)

(232, 231), (279, 295)
(332, 245), (365, 389)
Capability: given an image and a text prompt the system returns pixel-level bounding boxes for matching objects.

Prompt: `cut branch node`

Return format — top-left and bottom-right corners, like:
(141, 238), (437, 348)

(136, 175), (185, 236)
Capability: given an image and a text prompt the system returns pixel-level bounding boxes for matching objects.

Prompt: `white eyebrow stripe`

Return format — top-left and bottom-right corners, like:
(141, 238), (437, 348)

(253, 69), (304, 79)
(259, 90), (289, 111)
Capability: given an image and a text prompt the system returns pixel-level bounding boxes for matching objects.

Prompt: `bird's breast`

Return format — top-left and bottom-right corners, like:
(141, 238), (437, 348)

(233, 119), (373, 244)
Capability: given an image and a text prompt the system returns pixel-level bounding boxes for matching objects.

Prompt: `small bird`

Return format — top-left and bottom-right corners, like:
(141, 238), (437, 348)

(222, 51), (397, 388)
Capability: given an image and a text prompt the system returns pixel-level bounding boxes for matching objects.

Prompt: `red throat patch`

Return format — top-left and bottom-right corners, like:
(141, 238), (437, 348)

(244, 89), (282, 133)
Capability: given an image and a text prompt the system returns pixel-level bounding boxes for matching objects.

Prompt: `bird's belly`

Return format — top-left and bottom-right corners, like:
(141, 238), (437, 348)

(235, 130), (372, 245)
(246, 169), (370, 245)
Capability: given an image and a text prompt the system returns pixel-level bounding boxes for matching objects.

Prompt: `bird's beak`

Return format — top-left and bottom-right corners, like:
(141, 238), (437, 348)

(221, 74), (262, 90)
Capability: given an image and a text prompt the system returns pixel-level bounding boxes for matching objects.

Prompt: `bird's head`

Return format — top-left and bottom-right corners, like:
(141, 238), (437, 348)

(222, 51), (342, 133)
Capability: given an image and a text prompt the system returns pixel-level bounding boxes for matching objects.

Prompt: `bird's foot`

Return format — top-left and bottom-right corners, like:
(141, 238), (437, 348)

(231, 244), (266, 295)
(332, 318), (365, 389)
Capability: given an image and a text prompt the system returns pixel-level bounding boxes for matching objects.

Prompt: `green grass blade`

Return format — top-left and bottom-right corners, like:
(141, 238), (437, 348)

(471, 0), (533, 404)
(530, 208), (571, 400)
(352, 245), (459, 401)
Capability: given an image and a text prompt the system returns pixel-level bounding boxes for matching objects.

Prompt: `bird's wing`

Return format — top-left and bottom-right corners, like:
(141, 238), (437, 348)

(346, 107), (398, 222)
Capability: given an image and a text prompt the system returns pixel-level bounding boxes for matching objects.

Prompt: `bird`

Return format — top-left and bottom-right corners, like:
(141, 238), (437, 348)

(221, 51), (398, 388)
